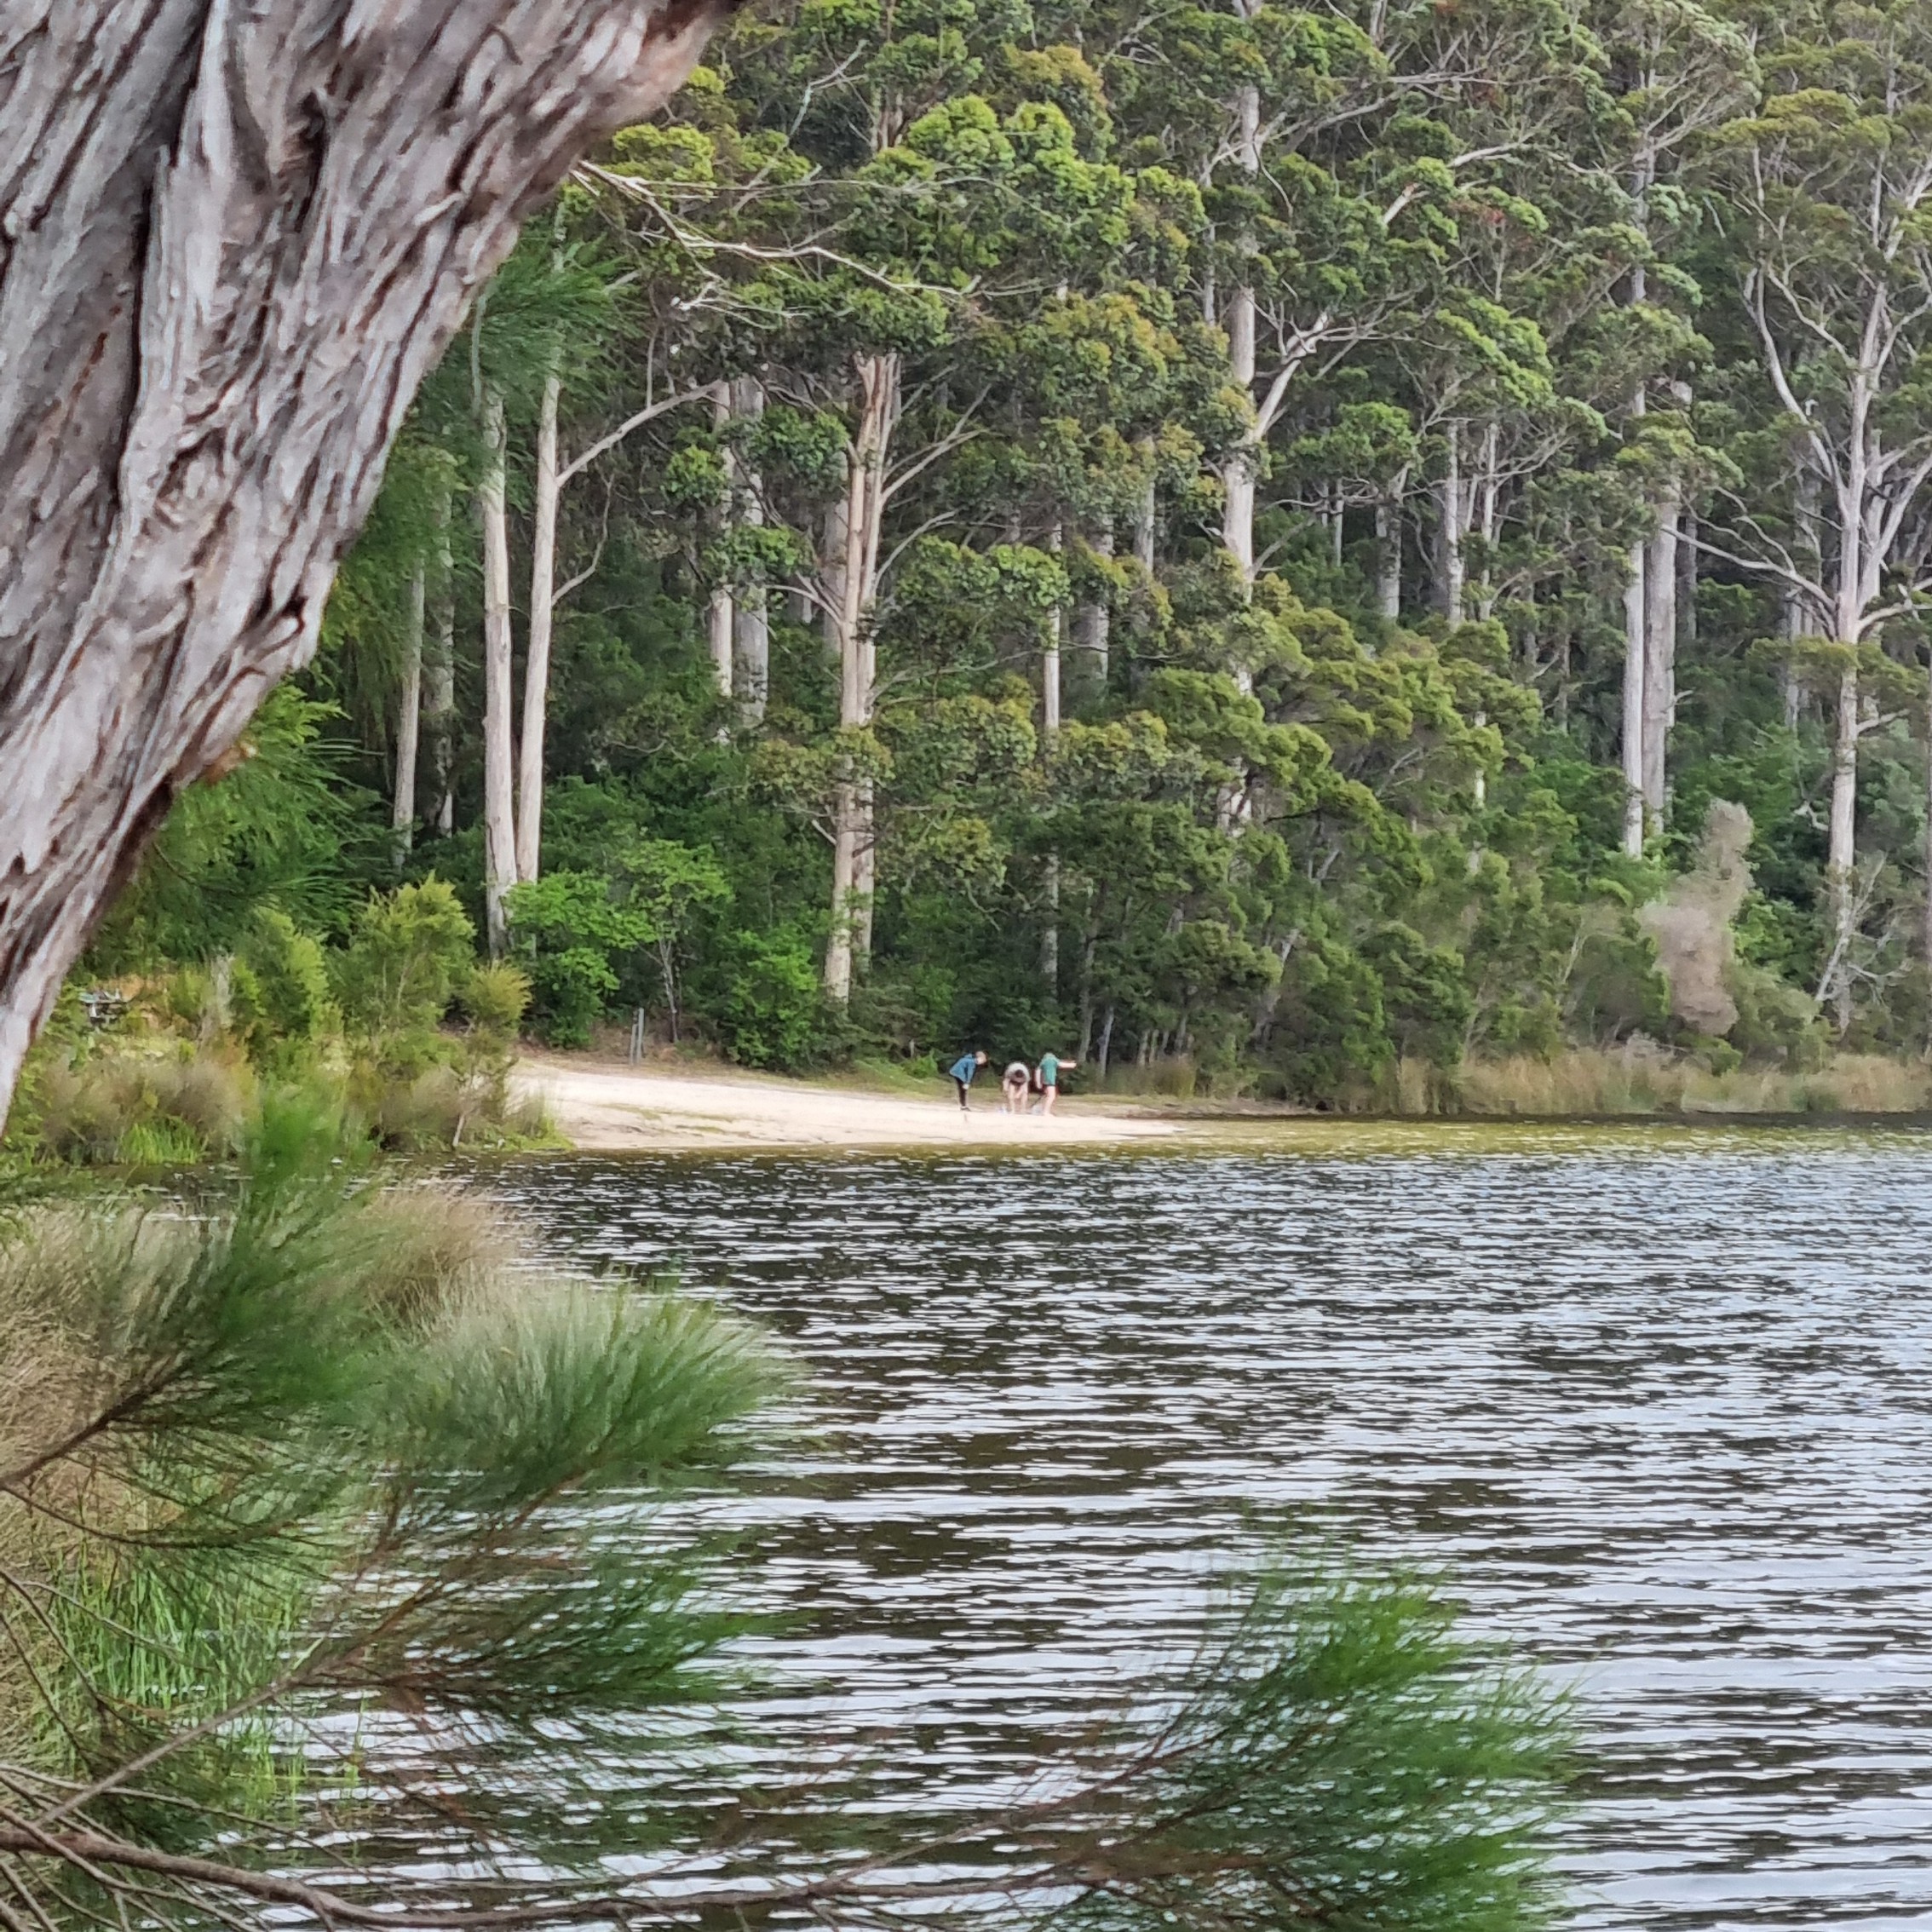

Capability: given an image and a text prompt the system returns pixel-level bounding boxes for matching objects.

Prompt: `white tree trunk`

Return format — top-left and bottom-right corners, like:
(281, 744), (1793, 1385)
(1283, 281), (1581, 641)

(730, 374), (769, 724)
(1072, 526), (1112, 700)
(1620, 538), (1647, 857)
(477, 385), (518, 957)
(1642, 489), (1679, 830)
(426, 492), (457, 837)
(707, 382), (734, 699)
(392, 559), (424, 863)
(1042, 580), (1062, 987)
(1436, 421), (1465, 626)
(1826, 661), (1860, 1026)
(1376, 492), (1402, 619)
(515, 366), (561, 882)
(824, 352), (898, 1002)
(0, 0), (731, 1121)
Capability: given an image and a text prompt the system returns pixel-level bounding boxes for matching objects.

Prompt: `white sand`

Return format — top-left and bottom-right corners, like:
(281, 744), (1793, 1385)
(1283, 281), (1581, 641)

(513, 1053), (1181, 1153)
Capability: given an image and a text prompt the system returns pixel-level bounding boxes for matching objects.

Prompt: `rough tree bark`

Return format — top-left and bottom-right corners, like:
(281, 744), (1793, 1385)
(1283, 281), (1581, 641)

(0, 0), (733, 1121)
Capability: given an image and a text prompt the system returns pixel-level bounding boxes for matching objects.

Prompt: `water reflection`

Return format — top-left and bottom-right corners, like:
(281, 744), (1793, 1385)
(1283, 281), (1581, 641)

(499, 1132), (1932, 1929)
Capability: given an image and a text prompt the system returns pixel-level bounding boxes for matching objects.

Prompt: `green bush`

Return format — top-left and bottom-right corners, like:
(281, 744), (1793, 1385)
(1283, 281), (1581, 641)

(460, 961), (532, 1044)
(712, 929), (827, 1069)
(233, 907), (334, 1068)
(335, 878), (477, 1047)
(505, 871), (654, 1047)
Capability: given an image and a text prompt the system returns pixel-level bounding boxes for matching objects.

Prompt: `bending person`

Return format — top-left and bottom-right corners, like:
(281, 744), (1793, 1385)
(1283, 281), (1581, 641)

(949, 1049), (988, 1111)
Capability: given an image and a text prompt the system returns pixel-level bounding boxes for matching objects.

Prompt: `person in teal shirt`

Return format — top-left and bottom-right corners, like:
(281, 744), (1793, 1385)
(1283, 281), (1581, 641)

(1035, 1050), (1078, 1114)
(948, 1049), (986, 1110)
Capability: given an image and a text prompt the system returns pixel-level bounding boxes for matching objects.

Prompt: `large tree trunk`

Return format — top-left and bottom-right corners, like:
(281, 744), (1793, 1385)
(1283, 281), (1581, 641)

(515, 365), (562, 883)
(0, 0), (732, 1120)
(391, 560), (424, 864)
(476, 384), (518, 956)
(1826, 660), (1860, 1029)
(731, 376), (769, 725)
(824, 352), (898, 1003)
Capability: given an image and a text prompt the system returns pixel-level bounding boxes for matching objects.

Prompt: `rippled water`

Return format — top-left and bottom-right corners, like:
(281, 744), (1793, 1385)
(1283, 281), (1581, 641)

(499, 1128), (1932, 1931)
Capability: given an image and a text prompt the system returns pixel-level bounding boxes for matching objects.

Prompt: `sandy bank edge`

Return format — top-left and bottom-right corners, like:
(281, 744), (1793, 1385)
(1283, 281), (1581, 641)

(512, 1053), (1183, 1153)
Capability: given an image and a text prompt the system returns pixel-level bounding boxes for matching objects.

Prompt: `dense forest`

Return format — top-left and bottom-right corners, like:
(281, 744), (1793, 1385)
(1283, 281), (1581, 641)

(76, 0), (1932, 1105)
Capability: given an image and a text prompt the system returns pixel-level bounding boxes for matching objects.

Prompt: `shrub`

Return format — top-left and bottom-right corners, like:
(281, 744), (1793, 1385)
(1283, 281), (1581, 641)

(336, 877), (477, 1046)
(504, 871), (654, 1047)
(712, 929), (827, 1069)
(460, 961), (532, 1043)
(232, 906), (334, 1067)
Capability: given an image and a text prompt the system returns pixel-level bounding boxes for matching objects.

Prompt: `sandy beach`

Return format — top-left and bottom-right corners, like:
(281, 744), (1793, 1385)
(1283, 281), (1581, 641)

(514, 1052), (1182, 1153)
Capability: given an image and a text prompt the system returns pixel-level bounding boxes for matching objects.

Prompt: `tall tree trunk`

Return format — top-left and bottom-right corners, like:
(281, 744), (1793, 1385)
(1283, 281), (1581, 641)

(392, 560), (425, 865)
(707, 382), (734, 699)
(1218, 60), (1262, 693)
(1436, 421), (1465, 626)
(730, 375), (769, 725)
(1620, 536), (1647, 857)
(825, 352), (899, 1003)
(1826, 660), (1860, 1029)
(1376, 489), (1402, 619)
(516, 365), (561, 882)
(0, 0), (730, 1121)
(1642, 486), (1679, 831)
(1923, 653), (1932, 1050)
(477, 384), (518, 957)
(1042, 560), (1062, 990)
(426, 491), (457, 837)
(1473, 423), (1499, 619)
(1072, 526), (1111, 703)
(820, 492), (849, 663)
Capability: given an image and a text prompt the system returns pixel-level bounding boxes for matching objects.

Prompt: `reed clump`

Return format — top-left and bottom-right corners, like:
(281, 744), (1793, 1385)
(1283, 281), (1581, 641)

(1444, 1044), (1932, 1117)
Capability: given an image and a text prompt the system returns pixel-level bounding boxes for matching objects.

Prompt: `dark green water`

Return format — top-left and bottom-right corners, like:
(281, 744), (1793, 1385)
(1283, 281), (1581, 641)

(503, 1129), (1932, 1930)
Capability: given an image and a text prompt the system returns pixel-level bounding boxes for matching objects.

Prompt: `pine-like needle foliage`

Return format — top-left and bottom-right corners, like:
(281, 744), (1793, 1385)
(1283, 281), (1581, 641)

(0, 1136), (1571, 1932)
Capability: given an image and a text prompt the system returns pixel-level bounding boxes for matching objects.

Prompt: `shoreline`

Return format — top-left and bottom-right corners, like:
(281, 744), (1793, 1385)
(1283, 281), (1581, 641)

(512, 1052), (1187, 1153)
(510, 1051), (1932, 1156)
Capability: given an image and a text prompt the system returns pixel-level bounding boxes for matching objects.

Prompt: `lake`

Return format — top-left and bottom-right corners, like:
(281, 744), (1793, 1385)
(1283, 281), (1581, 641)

(502, 1126), (1932, 1930)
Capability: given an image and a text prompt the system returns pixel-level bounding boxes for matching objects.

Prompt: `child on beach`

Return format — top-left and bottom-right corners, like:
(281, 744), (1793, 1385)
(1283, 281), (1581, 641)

(1035, 1050), (1077, 1114)
(948, 1049), (987, 1109)
(1001, 1061), (1031, 1113)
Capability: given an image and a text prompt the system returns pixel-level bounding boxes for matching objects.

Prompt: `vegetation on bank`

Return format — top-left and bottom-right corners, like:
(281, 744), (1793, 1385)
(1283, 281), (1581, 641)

(56, 0), (1932, 1114)
(8, 877), (544, 1164)
(0, 1126), (1572, 1932)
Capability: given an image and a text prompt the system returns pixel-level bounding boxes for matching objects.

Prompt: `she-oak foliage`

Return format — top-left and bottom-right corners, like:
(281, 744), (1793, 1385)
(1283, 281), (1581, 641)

(0, 1123), (1570, 1932)
(98, 0), (1932, 1089)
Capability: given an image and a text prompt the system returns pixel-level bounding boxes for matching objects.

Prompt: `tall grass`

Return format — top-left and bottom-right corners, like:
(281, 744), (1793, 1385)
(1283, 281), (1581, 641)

(1449, 1045), (1932, 1117)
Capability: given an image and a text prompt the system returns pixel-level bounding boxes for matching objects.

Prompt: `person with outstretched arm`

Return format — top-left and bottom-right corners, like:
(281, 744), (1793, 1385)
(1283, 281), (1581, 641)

(1036, 1049), (1077, 1114)
(949, 1049), (987, 1110)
